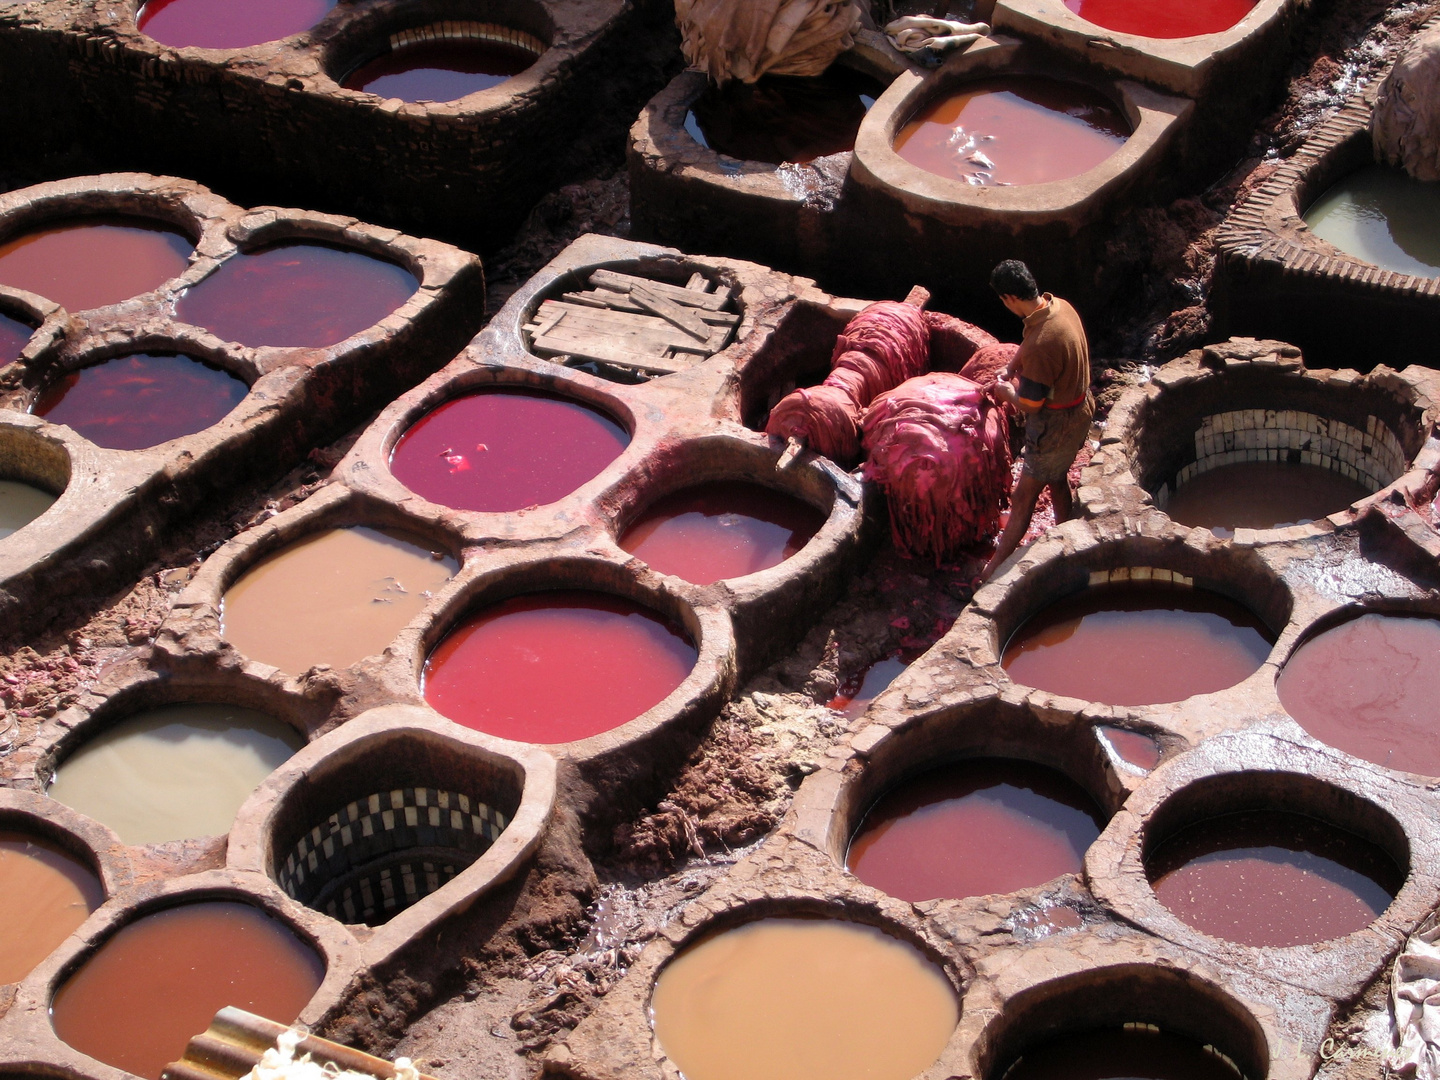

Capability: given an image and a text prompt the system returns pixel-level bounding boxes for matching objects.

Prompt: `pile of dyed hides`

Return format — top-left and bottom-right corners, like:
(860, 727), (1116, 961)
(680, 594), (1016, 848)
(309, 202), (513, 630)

(764, 300), (929, 460)
(1373, 22), (1440, 181)
(675, 0), (863, 83)
(862, 373), (1013, 564)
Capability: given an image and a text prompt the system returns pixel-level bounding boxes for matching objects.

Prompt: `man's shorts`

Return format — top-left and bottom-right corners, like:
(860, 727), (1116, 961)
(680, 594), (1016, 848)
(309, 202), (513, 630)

(1021, 392), (1095, 488)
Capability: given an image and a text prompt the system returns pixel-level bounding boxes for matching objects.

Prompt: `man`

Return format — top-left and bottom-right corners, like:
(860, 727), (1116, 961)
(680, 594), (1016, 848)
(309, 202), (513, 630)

(980, 259), (1094, 582)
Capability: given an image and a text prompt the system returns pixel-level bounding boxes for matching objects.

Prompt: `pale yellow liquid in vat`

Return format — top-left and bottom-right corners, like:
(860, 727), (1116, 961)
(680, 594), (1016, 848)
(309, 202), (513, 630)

(650, 917), (958, 1080)
(221, 526), (457, 674)
(47, 703), (304, 844)
(0, 479), (56, 539)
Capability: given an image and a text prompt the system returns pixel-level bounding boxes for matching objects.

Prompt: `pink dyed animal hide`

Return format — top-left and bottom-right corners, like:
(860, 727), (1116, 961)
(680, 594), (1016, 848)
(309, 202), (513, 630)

(861, 372), (1013, 564)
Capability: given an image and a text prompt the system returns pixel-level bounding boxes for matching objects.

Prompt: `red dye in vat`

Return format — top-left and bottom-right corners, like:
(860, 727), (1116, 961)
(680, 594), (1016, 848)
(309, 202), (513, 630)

(50, 901), (324, 1079)
(0, 311), (31, 365)
(136, 0), (336, 49)
(895, 77), (1129, 187)
(176, 242), (417, 348)
(343, 39), (538, 101)
(33, 352), (248, 450)
(1001, 1026), (1246, 1080)
(1002, 583), (1274, 705)
(619, 481), (824, 584)
(828, 654), (909, 718)
(1102, 726), (1163, 770)
(687, 66), (879, 165)
(423, 591), (697, 743)
(1148, 810), (1400, 947)
(1063, 0), (1255, 37)
(390, 388), (629, 512)
(0, 218), (191, 312)
(1277, 613), (1440, 776)
(847, 758), (1105, 902)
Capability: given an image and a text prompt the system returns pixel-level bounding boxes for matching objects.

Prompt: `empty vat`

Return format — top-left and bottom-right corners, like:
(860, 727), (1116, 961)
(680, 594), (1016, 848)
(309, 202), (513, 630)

(651, 917), (957, 1080)
(894, 76), (1129, 187)
(176, 242), (418, 348)
(136, 0), (337, 49)
(997, 1025), (1248, 1079)
(1002, 582), (1274, 705)
(0, 310), (31, 364)
(0, 218), (192, 312)
(619, 481), (824, 584)
(828, 653), (909, 718)
(341, 25), (542, 102)
(47, 704), (305, 845)
(0, 830), (103, 984)
(1303, 163), (1440, 279)
(32, 352), (248, 451)
(686, 66), (881, 165)
(221, 526), (458, 674)
(50, 900), (324, 1079)
(0, 480), (56, 539)
(389, 387), (629, 512)
(423, 590), (696, 743)
(1147, 809), (1401, 946)
(1062, 0), (1257, 38)
(847, 758), (1105, 902)
(1277, 612), (1440, 775)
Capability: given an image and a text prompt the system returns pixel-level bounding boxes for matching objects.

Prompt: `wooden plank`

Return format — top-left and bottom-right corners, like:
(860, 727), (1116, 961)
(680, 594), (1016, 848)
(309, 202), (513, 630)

(685, 272), (710, 292)
(590, 269), (733, 310)
(531, 328), (696, 374)
(560, 290), (739, 326)
(536, 300), (720, 353)
(630, 283), (710, 340)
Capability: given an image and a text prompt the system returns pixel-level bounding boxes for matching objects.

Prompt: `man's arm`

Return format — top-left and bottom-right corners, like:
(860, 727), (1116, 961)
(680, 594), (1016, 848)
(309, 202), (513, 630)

(992, 376), (1046, 414)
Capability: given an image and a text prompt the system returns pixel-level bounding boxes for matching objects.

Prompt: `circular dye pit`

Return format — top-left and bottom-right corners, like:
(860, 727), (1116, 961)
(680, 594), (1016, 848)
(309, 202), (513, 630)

(847, 758), (1105, 902)
(0, 310), (32, 364)
(1277, 613), (1440, 775)
(895, 77), (1129, 187)
(1163, 460), (1372, 535)
(1147, 810), (1401, 947)
(222, 526), (457, 674)
(828, 653), (909, 718)
(998, 1025), (1247, 1080)
(651, 917), (958, 1080)
(176, 242), (418, 348)
(1001, 582), (1274, 705)
(619, 481), (825, 584)
(686, 66), (879, 165)
(136, 0), (337, 49)
(0, 480), (57, 540)
(0, 218), (192, 312)
(423, 591), (697, 743)
(1062, 0), (1256, 38)
(32, 352), (248, 450)
(0, 831), (103, 985)
(47, 704), (305, 845)
(342, 37), (539, 102)
(1304, 163), (1440, 279)
(50, 900), (324, 1080)
(389, 388), (629, 512)
(1102, 726), (1163, 770)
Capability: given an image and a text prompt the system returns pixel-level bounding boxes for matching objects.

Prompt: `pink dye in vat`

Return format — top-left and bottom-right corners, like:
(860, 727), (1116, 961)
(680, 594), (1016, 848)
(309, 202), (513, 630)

(423, 591), (696, 743)
(619, 481), (824, 584)
(389, 388), (629, 512)
(1063, 0), (1256, 38)
(343, 39), (537, 101)
(0, 312), (32, 364)
(828, 654), (909, 718)
(0, 218), (191, 312)
(136, 0), (336, 49)
(33, 352), (248, 450)
(176, 242), (417, 348)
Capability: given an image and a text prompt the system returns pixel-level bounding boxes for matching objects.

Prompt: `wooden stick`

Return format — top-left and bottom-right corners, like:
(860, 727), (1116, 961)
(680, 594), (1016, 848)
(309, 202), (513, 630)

(630, 283), (711, 340)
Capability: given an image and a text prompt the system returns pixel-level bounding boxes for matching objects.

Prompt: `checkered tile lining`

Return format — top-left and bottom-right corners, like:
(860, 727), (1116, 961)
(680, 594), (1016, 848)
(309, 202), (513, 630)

(278, 787), (510, 924)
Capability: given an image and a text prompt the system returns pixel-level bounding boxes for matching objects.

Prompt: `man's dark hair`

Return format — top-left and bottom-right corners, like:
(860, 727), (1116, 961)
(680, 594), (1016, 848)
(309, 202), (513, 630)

(990, 259), (1039, 301)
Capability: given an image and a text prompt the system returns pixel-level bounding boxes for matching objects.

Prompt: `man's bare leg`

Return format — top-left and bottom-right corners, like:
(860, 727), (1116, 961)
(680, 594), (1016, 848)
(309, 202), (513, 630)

(981, 471), (1045, 582)
(1050, 480), (1074, 524)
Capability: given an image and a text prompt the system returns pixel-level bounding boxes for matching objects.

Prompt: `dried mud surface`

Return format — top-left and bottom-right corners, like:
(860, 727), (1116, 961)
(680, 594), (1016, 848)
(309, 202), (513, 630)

(1, 0), (1436, 1075)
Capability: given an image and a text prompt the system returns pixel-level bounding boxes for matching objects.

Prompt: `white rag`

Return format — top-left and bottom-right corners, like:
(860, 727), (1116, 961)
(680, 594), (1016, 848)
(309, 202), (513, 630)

(883, 16), (988, 53)
(241, 1029), (422, 1080)
(1390, 920), (1440, 1078)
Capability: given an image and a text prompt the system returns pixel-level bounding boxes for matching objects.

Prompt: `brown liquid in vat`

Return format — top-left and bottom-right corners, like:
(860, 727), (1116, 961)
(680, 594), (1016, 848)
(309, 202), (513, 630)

(50, 901), (324, 1079)
(1163, 461), (1372, 535)
(0, 831), (103, 984)
(651, 917), (957, 1080)
(222, 526), (457, 674)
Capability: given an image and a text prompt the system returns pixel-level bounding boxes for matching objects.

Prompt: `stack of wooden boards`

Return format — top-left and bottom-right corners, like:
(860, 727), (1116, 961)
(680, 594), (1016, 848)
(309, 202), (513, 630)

(523, 269), (740, 377)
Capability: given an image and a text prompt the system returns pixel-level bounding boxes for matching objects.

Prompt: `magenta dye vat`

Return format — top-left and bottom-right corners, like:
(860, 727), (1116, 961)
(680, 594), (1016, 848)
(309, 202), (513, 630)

(389, 388), (629, 512)
(0, 312), (32, 364)
(32, 353), (248, 450)
(176, 242), (418, 348)
(136, 0), (336, 50)
(342, 38), (539, 102)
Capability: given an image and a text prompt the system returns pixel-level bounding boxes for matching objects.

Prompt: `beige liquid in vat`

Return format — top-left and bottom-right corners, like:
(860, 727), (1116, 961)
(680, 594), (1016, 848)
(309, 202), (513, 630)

(222, 526), (457, 673)
(650, 917), (958, 1080)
